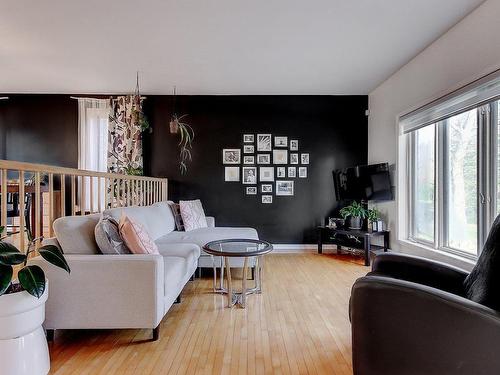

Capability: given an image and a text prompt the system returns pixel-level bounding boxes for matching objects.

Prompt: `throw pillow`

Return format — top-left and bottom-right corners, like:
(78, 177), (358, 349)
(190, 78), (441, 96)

(179, 199), (208, 232)
(464, 213), (500, 310)
(119, 214), (159, 255)
(95, 215), (131, 255)
(168, 202), (185, 231)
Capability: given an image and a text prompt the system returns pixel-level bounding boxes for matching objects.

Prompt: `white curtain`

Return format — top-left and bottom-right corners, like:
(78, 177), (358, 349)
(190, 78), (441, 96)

(78, 98), (110, 212)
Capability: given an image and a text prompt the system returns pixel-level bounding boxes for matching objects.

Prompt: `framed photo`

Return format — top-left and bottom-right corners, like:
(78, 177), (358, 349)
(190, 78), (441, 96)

(261, 184), (273, 193)
(288, 167), (296, 178)
(243, 134), (254, 143)
(301, 153), (310, 164)
(262, 195), (273, 204)
(274, 136), (288, 148)
(242, 167), (257, 184)
(290, 140), (299, 151)
(222, 149), (241, 164)
(273, 149), (288, 164)
(259, 167), (274, 182)
(243, 145), (254, 154)
(257, 134), (272, 151)
(290, 153), (299, 164)
(257, 154), (271, 164)
(246, 186), (257, 195)
(276, 180), (294, 196)
(243, 155), (255, 165)
(299, 167), (307, 178)
(277, 167), (286, 178)
(224, 167), (240, 182)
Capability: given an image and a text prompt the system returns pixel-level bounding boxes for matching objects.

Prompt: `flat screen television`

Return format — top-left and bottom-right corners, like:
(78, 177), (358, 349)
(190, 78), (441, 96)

(333, 163), (393, 201)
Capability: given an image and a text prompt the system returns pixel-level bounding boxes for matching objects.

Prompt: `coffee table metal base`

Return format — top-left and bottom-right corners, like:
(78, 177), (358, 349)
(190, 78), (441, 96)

(212, 255), (263, 308)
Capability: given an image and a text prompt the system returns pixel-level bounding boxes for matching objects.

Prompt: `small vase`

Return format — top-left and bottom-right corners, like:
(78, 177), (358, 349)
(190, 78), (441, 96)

(349, 216), (362, 230)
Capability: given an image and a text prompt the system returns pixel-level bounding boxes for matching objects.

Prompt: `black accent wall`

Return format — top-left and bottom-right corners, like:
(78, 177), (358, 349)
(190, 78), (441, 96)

(0, 94), (367, 244)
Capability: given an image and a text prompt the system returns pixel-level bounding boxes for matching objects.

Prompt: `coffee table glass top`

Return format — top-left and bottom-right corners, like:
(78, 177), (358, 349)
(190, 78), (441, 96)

(203, 239), (273, 257)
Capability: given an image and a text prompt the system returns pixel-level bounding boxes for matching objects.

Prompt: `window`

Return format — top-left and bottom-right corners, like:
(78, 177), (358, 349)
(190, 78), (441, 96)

(402, 70), (500, 259)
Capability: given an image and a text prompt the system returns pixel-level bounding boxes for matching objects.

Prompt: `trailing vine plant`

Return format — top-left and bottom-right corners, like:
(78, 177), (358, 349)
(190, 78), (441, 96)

(169, 87), (195, 175)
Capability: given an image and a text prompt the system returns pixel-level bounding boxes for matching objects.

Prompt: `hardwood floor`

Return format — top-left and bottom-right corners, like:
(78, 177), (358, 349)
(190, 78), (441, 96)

(49, 253), (367, 375)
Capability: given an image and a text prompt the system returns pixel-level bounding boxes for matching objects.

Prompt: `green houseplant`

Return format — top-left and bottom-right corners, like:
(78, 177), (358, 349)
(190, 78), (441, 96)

(339, 201), (367, 230)
(367, 208), (380, 231)
(169, 114), (195, 175)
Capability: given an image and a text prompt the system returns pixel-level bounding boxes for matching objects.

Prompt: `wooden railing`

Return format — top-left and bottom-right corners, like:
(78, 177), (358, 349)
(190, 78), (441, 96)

(0, 160), (168, 251)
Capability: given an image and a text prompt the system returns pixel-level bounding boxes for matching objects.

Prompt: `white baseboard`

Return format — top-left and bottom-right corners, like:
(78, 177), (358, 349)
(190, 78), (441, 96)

(271, 244), (335, 253)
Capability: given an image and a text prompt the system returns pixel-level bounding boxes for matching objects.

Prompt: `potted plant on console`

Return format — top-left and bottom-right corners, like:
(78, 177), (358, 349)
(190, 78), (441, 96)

(367, 208), (381, 231)
(339, 201), (367, 230)
(0, 226), (70, 375)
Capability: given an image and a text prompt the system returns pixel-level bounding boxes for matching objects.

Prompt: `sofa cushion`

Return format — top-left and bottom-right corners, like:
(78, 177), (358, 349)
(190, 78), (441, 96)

(179, 200), (207, 231)
(95, 215), (131, 255)
(103, 202), (175, 241)
(157, 243), (200, 261)
(119, 215), (159, 255)
(163, 256), (189, 291)
(168, 202), (185, 231)
(53, 213), (101, 254)
(155, 227), (259, 254)
(464, 214), (500, 310)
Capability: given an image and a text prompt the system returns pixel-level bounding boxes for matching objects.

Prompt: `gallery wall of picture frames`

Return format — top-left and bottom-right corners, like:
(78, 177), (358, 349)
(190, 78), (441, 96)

(223, 134), (309, 204)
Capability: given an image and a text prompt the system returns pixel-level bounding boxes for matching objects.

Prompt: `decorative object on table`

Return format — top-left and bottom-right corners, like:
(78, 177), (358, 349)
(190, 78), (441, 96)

(377, 219), (384, 231)
(328, 217), (337, 228)
(301, 153), (310, 164)
(288, 167), (296, 178)
(339, 201), (367, 230)
(259, 167), (274, 182)
(224, 167), (240, 182)
(243, 156), (255, 165)
(274, 136), (288, 147)
(0, 226), (70, 375)
(298, 167), (307, 178)
(276, 181), (294, 196)
(367, 208), (381, 231)
(262, 195), (273, 204)
(261, 184), (272, 193)
(277, 167), (286, 178)
(290, 153), (299, 164)
(222, 149), (241, 164)
(243, 145), (254, 154)
(257, 134), (272, 151)
(273, 149), (288, 164)
(290, 140), (298, 151)
(242, 167), (257, 184)
(257, 154), (270, 164)
(246, 187), (257, 195)
(243, 134), (254, 143)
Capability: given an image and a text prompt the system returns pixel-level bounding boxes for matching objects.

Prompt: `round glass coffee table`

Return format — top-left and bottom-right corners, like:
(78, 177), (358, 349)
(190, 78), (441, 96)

(203, 239), (273, 308)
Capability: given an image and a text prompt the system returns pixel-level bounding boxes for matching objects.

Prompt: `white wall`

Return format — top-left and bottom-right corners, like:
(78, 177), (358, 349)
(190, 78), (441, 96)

(368, 0), (500, 270)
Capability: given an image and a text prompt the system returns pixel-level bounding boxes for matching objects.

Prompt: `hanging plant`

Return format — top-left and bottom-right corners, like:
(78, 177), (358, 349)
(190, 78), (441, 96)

(170, 87), (195, 175)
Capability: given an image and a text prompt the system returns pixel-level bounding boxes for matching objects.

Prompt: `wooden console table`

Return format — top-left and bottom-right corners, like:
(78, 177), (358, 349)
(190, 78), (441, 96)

(317, 226), (390, 266)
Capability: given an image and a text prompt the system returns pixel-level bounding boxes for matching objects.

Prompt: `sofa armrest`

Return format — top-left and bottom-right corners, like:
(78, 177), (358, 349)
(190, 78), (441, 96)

(351, 275), (500, 375)
(370, 252), (469, 296)
(206, 216), (215, 228)
(30, 254), (165, 330)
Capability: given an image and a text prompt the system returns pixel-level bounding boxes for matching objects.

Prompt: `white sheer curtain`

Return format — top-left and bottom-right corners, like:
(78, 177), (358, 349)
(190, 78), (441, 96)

(78, 98), (110, 212)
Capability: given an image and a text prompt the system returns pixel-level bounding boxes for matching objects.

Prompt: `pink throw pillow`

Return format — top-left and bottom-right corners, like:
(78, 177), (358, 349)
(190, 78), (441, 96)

(119, 214), (159, 255)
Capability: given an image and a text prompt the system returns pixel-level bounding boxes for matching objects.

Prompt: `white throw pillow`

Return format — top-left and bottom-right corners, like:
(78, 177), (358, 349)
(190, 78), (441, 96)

(179, 199), (208, 231)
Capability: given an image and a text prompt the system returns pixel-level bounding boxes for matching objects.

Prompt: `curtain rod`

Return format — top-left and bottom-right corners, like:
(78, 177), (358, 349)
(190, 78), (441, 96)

(70, 96), (146, 101)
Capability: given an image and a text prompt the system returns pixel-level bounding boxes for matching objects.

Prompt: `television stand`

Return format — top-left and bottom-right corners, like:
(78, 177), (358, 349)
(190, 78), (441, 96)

(317, 226), (390, 266)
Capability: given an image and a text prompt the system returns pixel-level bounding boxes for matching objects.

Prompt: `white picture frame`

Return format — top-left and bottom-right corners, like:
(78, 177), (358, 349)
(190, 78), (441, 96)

(257, 154), (271, 164)
(224, 167), (240, 182)
(288, 167), (296, 178)
(273, 149), (288, 164)
(222, 149), (241, 164)
(259, 167), (274, 182)
(243, 155), (255, 165)
(290, 153), (299, 164)
(243, 145), (254, 154)
(262, 195), (273, 204)
(246, 186), (257, 195)
(257, 134), (272, 151)
(243, 134), (254, 143)
(277, 167), (286, 178)
(301, 153), (310, 164)
(276, 180), (294, 196)
(290, 140), (299, 151)
(242, 167), (257, 184)
(261, 184), (273, 193)
(299, 167), (307, 178)
(274, 136), (288, 148)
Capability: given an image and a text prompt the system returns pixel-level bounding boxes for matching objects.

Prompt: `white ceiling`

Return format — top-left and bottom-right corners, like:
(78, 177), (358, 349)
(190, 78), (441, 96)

(0, 0), (485, 95)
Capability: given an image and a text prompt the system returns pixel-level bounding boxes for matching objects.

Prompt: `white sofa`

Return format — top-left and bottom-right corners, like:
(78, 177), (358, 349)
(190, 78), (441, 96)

(32, 202), (258, 340)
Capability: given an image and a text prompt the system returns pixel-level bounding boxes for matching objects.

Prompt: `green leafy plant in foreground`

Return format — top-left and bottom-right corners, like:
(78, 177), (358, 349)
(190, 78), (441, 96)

(339, 201), (367, 219)
(0, 226), (70, 298)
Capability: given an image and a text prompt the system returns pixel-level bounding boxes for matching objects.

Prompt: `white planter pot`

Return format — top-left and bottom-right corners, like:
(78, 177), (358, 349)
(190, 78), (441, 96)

(0, 282), (50, 375)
